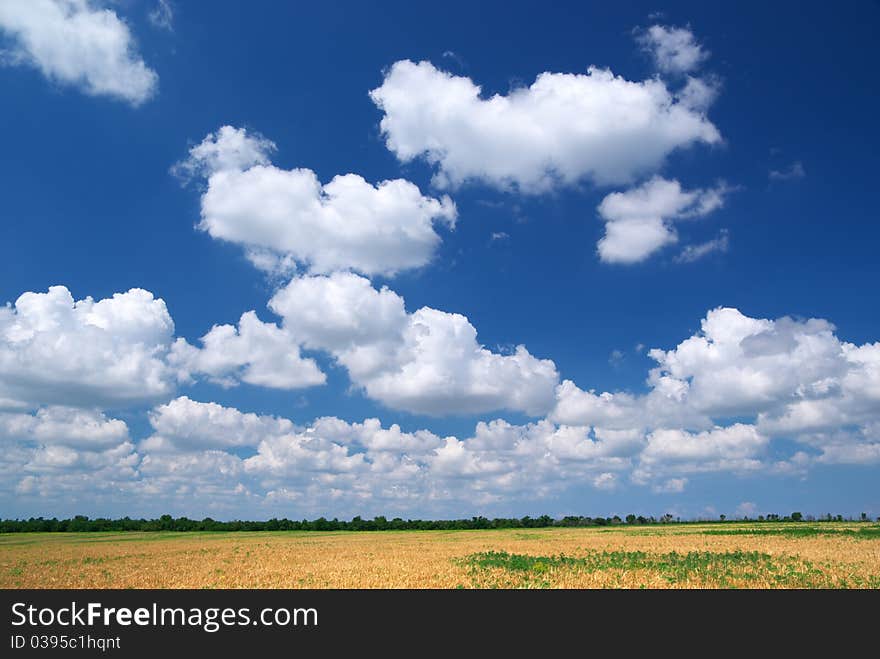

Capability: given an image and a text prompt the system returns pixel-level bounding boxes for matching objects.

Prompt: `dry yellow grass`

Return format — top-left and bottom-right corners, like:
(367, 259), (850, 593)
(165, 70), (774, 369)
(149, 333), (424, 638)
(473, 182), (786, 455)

(1, 524), (878, 589)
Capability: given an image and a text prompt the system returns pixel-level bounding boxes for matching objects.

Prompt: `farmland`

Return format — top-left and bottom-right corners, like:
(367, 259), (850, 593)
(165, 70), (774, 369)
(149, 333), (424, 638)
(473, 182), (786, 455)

(1, 523), (878, 589)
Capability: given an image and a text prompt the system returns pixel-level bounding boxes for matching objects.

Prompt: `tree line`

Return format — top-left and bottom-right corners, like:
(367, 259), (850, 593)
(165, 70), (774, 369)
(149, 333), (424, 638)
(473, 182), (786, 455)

(0, 511), (874, 533)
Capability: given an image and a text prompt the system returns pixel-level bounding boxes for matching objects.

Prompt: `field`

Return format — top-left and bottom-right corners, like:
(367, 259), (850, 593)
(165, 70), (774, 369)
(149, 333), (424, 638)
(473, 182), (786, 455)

(2, 523), (879, 589)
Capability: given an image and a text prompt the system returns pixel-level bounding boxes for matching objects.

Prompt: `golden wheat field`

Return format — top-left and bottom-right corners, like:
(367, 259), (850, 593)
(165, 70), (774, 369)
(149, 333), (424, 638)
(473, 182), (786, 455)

(1, 523), (878, 589)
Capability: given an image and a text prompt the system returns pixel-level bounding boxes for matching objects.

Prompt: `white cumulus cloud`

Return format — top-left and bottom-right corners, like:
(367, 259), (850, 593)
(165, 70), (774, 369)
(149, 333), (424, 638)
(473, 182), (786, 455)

(269, 272), (559, 416)
(0, 0), (158, 105)
(0, 286), (179, 408)
(143, 396), (295, 452)
(637, 24), (709, 74)
(4, 297), (879, 514)
(554, 306), (880, 473)
(0, 406), (137, 505)
(636, 424), (768, 482)
(0, 284), (329, 410)
(170, 311), (325, 391)
(131, 398), (638, 517)
(370, 59), (720, 192)
(597, 177), (727, 264)
(0, 406), (129, 450)
(175, 126), (457, 277)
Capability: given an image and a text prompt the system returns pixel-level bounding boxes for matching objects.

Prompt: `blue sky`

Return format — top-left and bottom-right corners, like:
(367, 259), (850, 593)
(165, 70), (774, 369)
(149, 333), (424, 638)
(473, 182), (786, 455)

(1, 0), (878, 520)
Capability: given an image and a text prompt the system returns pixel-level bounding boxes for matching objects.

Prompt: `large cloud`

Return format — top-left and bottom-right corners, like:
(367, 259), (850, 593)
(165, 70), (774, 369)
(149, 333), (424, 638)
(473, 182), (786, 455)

(130, 395), (779, 516)
(170, 311), (325, 391)
(143, 396), (296, 452)
(0, 406), (129, 450)
(175, 126), (457, 277)
(0, 285), (327, 411)
(3, 303), (878, 515)
(0, 286), (179, 408)
(136, 399), (441, 514)
(0, 406), (137, 505)
(553, 307), (880, 473)
(597, 177), (727, 264)
(369, 59), (720, 192)
(133, 398), (637, 516)
(634, 424), (768, 484)
(0, 278), (549, 418)
(269, 272), (559, 416)
(648, 310), (851, 418)
(0, 0), (157, 105)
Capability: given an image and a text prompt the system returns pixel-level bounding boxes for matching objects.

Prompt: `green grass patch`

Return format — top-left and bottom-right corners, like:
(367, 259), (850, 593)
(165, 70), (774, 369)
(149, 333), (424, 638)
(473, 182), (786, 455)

(460, 549), (877, 589)
(701, 525), (880, 540)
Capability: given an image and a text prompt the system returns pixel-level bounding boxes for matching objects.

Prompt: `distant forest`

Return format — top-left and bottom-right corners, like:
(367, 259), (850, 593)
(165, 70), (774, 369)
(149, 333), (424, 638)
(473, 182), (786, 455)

(1, 512), (875, 533)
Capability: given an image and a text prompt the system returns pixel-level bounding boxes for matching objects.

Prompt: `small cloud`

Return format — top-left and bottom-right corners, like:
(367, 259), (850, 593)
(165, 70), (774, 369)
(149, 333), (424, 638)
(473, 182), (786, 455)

(736, 501), (758, 517)
(675, 229), (729, 263)
(15, 476), (38, 495)
(634, 343), (646, 353)
(653, 477), (687, 493)
(149, 0), (174, 31)
(593, 472), (618, 490)
(441, 50), (467, 70)
(0, 0), (158, 105)
(769, 161), (806, 181)
(677, 74), (721, 112)
(609, 349), (625, 366)
(598, 178), (728, 265)
(636, 24), (709, 75)
(490, 231), (509, 242)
